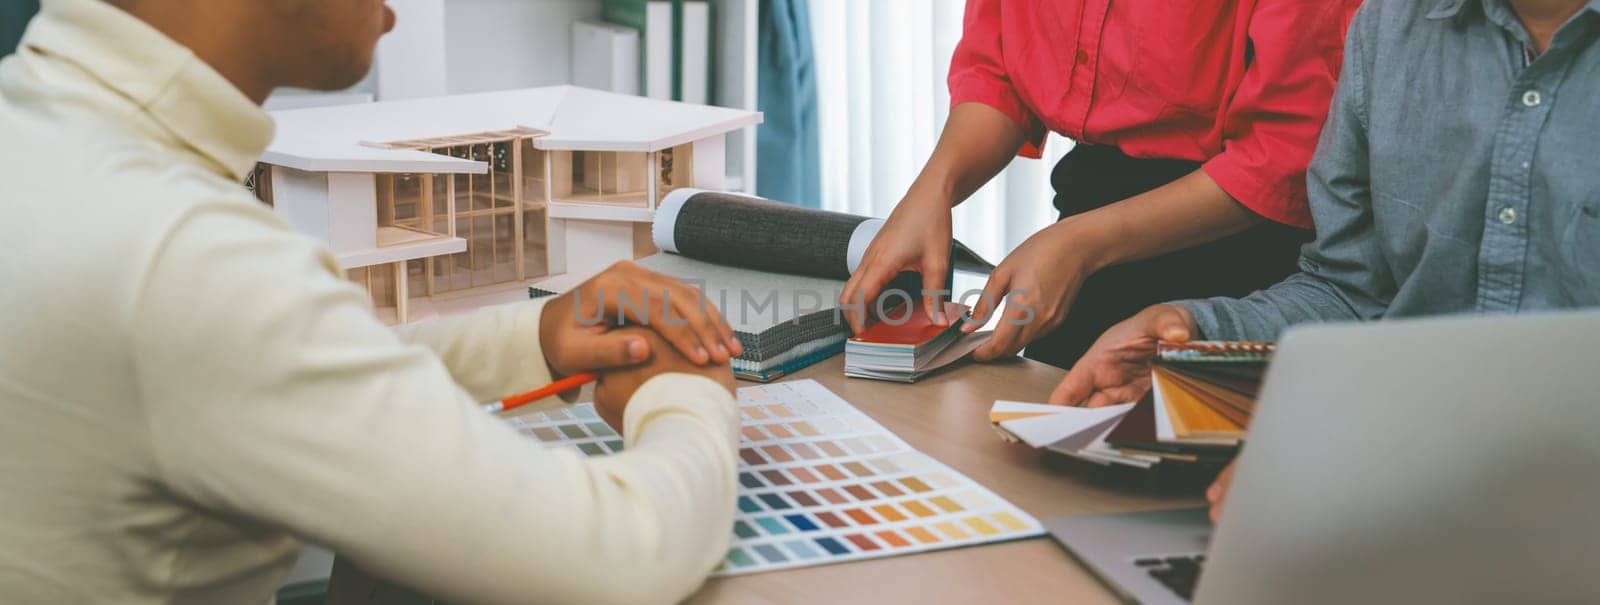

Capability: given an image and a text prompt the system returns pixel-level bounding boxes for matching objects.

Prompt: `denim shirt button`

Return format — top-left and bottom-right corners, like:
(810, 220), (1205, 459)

(1522, 90), (1543, 107)
(1498, 206), (1519, 225)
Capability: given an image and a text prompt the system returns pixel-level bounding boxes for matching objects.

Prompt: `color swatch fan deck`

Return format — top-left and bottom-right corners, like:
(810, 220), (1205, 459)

(508, 379), (1044, 574)
(989, 341), (1273, 467)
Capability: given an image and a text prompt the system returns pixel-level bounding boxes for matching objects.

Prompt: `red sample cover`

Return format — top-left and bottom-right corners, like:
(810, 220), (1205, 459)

(849, 302), (966, 346)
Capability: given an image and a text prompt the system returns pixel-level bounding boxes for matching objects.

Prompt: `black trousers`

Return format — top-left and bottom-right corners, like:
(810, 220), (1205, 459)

(1020, 145), (1310, 369)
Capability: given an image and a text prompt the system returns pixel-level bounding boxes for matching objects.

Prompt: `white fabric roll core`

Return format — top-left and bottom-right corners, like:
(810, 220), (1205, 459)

(651, 187), (709, 254)
(846, 218), (885, 275)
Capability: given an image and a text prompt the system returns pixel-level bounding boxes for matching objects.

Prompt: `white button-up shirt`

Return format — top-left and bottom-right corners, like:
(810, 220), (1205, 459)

(0, 1), (737, 603)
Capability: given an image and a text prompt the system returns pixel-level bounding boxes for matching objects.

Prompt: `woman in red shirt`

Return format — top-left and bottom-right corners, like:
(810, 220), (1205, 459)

(840, 0), (1360, 368)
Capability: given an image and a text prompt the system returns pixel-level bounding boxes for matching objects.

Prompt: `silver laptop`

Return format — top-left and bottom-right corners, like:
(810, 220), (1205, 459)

(1046, 311), (1600, 604)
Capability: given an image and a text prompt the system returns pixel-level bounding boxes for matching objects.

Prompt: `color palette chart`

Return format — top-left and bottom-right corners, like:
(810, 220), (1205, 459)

(506, 379), (1045, 575)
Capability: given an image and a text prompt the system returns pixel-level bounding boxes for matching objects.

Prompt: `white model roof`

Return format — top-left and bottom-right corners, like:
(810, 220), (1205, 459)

(261, 86), (762, 173)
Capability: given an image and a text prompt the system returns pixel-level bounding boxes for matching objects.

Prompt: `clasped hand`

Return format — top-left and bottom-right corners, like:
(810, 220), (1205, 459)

(540, 261), (738, 432)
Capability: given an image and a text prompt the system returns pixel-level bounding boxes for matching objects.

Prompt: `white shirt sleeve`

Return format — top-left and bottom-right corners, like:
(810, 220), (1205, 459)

(128, 203), (738, 605)
(389, 297), (555, 405)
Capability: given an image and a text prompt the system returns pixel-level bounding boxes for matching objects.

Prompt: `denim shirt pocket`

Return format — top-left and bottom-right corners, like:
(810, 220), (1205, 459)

(1560, 193), (1600, 297)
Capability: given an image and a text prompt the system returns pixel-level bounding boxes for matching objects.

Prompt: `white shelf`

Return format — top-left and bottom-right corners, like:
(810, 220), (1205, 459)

(547, 201), (654, 223)
(336, 232), (468, 269)
(376, 226), (447, 247)
(558, 189), (649, 206)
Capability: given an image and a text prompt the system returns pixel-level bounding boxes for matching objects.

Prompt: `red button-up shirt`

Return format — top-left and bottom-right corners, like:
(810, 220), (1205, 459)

(949, 0), (1360, 228)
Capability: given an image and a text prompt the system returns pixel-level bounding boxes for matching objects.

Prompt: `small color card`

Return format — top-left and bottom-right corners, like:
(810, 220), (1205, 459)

(506, 379), (1045, 575)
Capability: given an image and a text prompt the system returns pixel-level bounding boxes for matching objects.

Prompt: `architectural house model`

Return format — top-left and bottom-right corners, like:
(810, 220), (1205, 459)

(252, 86), (762, 323)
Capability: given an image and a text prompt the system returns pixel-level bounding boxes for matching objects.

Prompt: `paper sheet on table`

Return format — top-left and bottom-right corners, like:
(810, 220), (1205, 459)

(989, 401), (1137, 449)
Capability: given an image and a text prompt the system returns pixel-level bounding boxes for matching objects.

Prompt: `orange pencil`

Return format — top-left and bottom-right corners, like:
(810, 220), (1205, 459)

(481, 372), (598, 414)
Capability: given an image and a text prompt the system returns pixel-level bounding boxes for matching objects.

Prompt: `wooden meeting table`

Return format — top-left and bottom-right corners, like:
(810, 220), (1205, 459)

(328, 355), (1205, 604)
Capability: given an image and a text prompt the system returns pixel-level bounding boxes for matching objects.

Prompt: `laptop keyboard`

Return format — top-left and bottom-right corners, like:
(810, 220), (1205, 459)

(1134, 553), (1205, 601)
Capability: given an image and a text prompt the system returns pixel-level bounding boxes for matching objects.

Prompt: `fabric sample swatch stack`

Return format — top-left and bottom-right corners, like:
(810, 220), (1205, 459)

(632, 252), (849, 381)
(843, 302), (991, 383)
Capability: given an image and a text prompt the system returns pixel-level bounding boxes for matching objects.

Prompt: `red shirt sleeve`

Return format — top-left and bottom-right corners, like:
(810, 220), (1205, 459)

(947, 0), (1048, 159)
(1201, 0), (1359, 229)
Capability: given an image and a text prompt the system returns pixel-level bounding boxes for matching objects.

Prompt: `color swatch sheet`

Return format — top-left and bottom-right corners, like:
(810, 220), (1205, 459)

(506, 379), (1045, 575)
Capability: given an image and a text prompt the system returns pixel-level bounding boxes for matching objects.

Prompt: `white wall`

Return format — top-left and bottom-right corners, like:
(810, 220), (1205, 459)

(715, 0), (758, 192)
(443, 0), (602, 94)
(378, 0), (603, 100)
(377, 0), (449, 99)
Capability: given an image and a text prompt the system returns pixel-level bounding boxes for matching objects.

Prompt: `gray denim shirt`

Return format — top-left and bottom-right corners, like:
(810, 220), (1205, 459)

(1179, 0), (1600, 341)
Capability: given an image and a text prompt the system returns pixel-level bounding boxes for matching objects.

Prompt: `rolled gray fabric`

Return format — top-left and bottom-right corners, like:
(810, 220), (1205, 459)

(652, 189), (993, 282)
(653, 189), (876, 280)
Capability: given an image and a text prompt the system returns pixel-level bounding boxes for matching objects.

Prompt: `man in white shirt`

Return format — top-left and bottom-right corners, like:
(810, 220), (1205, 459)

(0, 0), (749, 603)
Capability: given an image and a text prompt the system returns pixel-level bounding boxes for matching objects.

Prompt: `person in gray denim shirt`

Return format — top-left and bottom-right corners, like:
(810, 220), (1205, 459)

(1047, 0), (1600, 521)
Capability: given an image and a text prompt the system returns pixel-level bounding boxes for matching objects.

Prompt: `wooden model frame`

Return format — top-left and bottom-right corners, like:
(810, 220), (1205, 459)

(251, 134), (705, 324)
(256, 86), (761, 324)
